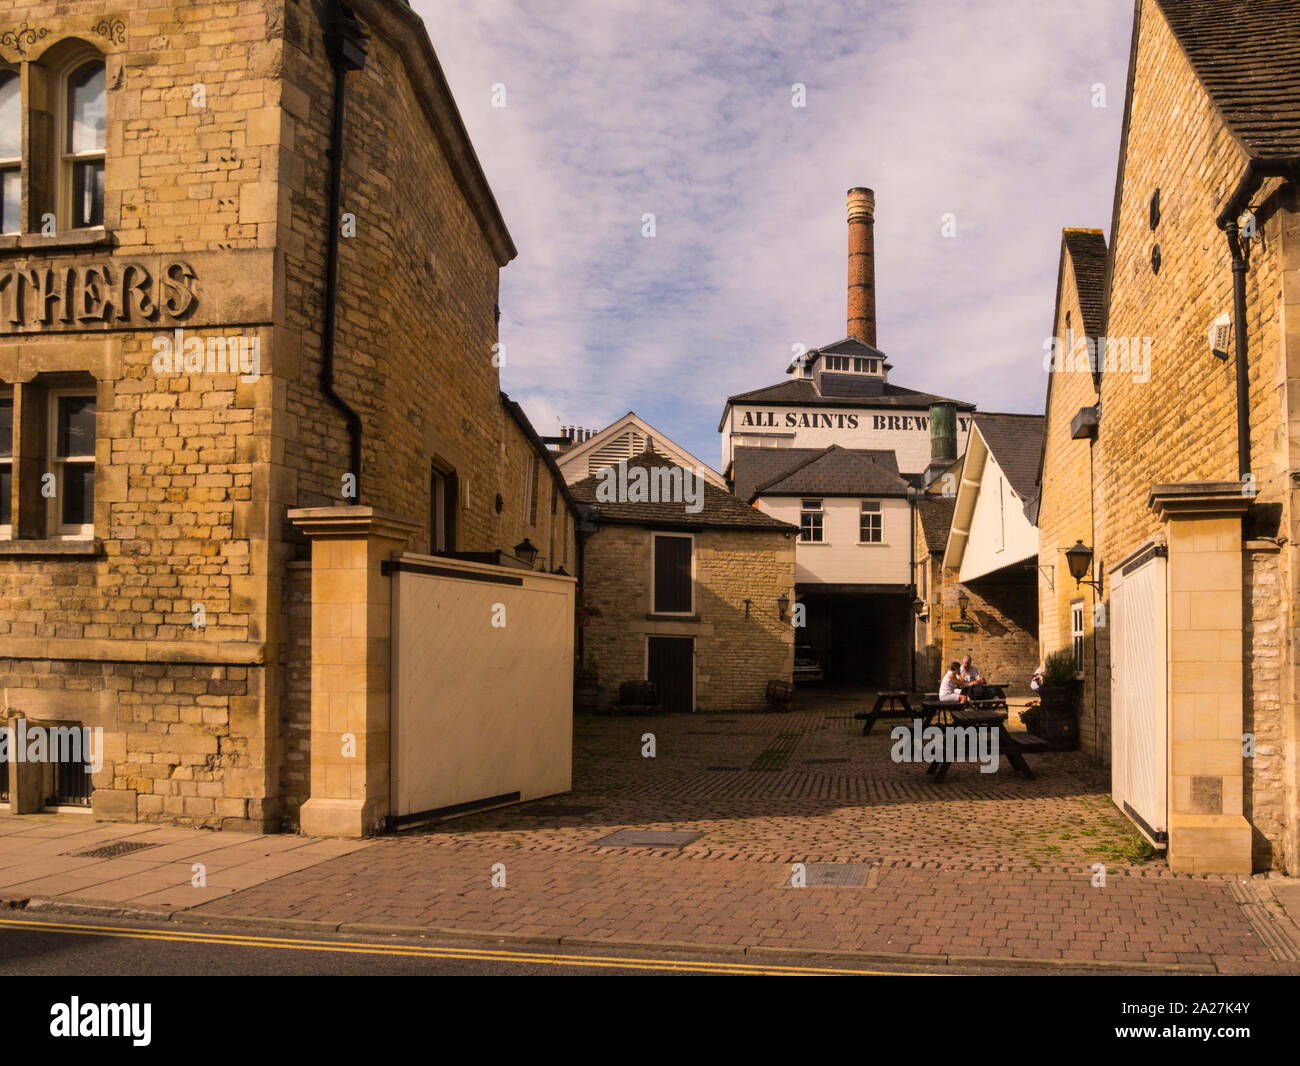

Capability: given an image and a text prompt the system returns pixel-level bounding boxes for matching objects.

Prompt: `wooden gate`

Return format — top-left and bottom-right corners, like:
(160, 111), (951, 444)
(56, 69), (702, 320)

(390, 554), (575, 824)
(1110, 542), (1168, 845)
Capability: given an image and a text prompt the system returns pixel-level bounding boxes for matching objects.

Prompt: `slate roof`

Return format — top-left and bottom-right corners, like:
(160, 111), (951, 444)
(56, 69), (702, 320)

(1156, 0), (1300, 159)
(749, 445), (913, 499)
(916, 496), (957, 554)
(974, 413), (1045, 500)
(731, 446), (899, 503)
(569, 449), (796, 533)
(724, 376), (976, 412)
(1062, 229), (1109, 337)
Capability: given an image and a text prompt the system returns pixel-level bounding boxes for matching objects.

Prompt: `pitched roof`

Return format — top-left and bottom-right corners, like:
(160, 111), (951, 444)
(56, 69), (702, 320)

(750, 445), (913, 499)
(722, 376), (976, 413)
(500, 392), (581, 519)
(916, 496), (957, 553)
(1155, 0), (1300, 158)
(973, 413), (1045, 500)
(569, 449), (796, 533)
(731, 446), (899, 503)
(1062, 229), (1109, 337)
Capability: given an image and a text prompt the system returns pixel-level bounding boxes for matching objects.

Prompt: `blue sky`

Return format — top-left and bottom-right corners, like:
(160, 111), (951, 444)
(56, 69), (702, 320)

(416, 0), (1135, 470)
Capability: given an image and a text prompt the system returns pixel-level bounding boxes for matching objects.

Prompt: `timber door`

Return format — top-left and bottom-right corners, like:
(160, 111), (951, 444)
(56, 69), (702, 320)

(648, 636), (694, 714)
(1110, 543), (1168, 845)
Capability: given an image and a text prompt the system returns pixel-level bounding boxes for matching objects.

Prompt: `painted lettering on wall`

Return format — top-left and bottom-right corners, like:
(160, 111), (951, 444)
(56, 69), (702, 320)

(737, 408), (971, 434)
(0, 260), (198, 328)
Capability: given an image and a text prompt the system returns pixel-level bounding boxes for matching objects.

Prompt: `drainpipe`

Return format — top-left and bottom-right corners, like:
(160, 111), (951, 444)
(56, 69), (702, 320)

(1214, 156), (1300, 482)
(321, 2), (368, 501)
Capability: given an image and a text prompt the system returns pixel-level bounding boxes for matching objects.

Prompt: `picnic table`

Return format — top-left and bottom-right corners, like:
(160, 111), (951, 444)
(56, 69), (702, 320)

(854, 691), (915, 734)
(922, 703), (1047, 782)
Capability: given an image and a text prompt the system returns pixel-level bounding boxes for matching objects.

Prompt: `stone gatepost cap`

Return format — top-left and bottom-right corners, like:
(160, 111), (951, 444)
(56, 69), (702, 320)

(286, 505), (422, 540)
(1147, 481), (1254, 518)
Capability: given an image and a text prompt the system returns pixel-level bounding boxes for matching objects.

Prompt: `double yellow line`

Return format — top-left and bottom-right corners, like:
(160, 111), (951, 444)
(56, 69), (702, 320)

(0, 917), (943, 976)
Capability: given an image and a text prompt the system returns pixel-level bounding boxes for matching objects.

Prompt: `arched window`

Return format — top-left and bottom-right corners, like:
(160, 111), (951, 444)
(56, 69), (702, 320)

(62, 57), (104, 229)
(0, 71), (19, 234)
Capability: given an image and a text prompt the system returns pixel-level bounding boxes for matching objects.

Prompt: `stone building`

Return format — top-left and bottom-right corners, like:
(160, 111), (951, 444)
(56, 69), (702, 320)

(570, 449), (796, 713)
(0, 0), (575, 834)
(934, 413), (1043, 694)
(1032, 228), (1109, 754)
(1036, 0), (1300, 873)
(720, 188), (976, 686)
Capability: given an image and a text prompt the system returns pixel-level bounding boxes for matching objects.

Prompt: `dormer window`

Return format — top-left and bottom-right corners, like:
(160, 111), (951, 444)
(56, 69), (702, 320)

(824, 355), (880, 374)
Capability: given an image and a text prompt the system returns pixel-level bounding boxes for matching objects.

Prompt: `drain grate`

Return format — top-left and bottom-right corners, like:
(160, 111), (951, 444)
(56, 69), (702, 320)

(704, 765), (743, 772)
(68, 841), (161, 860)
(801, 862), (873, 887)
(802, 757), (850, 765)
(511, 805), (601, 818)
(705, 719), (735, 724)
(685, 730), (729, 735)
(592, 830), (702, 848)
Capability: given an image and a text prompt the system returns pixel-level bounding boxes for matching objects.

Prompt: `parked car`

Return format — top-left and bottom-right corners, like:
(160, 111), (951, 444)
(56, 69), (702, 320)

(794, 645), (824, 684)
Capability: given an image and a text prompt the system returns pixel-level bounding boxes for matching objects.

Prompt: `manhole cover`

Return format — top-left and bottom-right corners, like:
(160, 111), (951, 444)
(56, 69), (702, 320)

(704, 766), (742, 772)
(802, 862), (873, 887)
(592, 830), (702, 848)
(68, 841), (161, 860)
(802, 757), (850, 765)
(512, 805), (600, 818)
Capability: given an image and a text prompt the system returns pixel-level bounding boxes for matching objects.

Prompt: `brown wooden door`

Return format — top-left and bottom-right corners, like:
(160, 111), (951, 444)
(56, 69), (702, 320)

(648, 636), (694, 714)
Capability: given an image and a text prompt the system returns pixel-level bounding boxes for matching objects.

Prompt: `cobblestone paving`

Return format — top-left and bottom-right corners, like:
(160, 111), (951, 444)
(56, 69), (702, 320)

(409, 693), (1149, 873)
(186, 690), (1299, 970)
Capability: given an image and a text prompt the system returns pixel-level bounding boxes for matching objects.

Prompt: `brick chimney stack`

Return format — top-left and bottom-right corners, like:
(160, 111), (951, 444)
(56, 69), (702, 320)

(846, 187), (876, 347)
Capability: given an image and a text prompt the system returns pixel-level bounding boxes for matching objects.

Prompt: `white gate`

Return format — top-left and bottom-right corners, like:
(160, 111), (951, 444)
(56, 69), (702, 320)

(390, 553), (574, 824)
(1110, 541), (1168, 845)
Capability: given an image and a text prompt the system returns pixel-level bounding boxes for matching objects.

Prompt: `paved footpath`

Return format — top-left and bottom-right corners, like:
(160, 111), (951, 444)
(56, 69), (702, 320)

(5, 698), (1300, 972)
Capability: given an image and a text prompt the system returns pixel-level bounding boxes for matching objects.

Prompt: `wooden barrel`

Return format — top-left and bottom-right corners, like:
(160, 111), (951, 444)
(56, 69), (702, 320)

(766, 679), (794, 707)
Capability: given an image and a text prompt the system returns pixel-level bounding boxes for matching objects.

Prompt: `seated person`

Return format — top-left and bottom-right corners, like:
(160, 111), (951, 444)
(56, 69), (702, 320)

(962, 655), (990, 700)
(939, 661), (969, 704)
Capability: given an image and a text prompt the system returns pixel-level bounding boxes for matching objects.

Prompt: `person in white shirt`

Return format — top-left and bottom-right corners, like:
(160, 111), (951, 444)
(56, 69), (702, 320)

(960, 656), (984, 684)
(939, 661), (968, 704)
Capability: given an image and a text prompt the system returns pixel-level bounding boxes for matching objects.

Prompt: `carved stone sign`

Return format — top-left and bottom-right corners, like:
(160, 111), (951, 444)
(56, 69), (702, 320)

(0, 260), (198, 329)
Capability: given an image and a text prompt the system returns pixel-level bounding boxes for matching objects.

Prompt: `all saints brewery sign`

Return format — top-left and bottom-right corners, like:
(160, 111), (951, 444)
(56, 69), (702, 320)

(736, 408), (973, 433)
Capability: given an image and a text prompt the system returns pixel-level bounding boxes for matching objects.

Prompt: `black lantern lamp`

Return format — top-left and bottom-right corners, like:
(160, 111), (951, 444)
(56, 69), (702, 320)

(956, 590), (970, 620)
(777, 593), (790, 621)
(1065, 539), (1103, 594)
(513, 537), (538, 568)
(911, 596), (925, 615)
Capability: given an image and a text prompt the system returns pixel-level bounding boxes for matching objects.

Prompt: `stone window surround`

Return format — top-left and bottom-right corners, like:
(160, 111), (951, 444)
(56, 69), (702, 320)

(0, 368), (102, 551)
(0, 36), (112, 240)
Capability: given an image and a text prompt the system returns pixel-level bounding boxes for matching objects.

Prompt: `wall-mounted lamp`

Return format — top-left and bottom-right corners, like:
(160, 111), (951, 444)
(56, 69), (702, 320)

(513, 537), (538, 568)
(956, 590), (970, 620)
(743, 598), (754, 618)
(777, 593), (790, 621)
(911, 597), (925, 616)
(1065, 539), (1103, 594)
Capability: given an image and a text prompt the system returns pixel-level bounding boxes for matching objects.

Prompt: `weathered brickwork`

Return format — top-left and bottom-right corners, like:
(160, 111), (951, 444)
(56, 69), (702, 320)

(1088, 0), (1300, 869)
(1037, 239), (1106, 757)
(581, 525), (795, 712)
(938, 568), (1038, 696)
(0, 0), (572, 830)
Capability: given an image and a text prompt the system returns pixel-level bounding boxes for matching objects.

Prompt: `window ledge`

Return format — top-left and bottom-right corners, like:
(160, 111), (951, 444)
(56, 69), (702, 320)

(0, 229), (115, 257)
(857, 541), (889, 547)
(645, 613), (699, 622)
(0, 538), (104, 557)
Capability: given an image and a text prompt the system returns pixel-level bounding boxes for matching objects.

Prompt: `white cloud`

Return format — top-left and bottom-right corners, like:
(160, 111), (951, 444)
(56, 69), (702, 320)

(415, 0), (1132, 464)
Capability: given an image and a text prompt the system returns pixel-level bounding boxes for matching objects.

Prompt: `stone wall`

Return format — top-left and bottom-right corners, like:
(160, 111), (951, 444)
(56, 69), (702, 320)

(581, 524), (795, 712)
(939, 567), (1038, 696)
(1096, 0), (1299, 868)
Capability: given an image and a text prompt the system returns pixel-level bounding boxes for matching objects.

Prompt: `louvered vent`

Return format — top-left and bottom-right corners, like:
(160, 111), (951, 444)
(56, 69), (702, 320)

(588, 431), (645, 476)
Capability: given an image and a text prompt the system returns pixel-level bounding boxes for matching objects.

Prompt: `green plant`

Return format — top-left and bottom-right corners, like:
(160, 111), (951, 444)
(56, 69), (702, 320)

(1019, 704), (1041, 733)
(1042, 648), (1077, 687)
(574, 652), (598, 676)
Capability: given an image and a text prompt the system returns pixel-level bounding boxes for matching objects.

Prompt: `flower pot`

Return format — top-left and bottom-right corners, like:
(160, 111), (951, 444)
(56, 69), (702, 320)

(1038, 683), (1079, 751)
